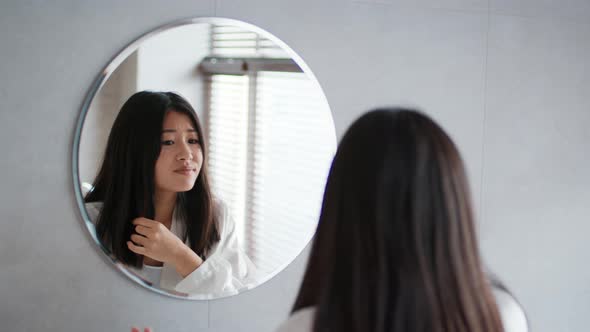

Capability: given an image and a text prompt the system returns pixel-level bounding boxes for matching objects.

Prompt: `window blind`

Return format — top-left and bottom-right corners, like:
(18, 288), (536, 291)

(210, 24), (287, 58)
(205, 24), (336, 275)
(247, 71), (335, 274)
(206, 74), (250, 247)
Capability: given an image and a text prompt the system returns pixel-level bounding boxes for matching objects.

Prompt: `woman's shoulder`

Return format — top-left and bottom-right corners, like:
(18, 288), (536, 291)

(492, 287), (529, 332)
(84, 201), (103, 224)
(275, 307), (316, 332)
(212, 197), (227, 215)
(212, 198), (233, 234)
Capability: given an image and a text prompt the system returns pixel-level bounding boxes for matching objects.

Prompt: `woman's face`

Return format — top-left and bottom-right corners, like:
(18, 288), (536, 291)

(154, 111), (203, 194)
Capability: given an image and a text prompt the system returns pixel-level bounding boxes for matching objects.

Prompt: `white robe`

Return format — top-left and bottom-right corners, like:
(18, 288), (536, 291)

(275, 287), (528, 332)
(85, 200), (259, 299)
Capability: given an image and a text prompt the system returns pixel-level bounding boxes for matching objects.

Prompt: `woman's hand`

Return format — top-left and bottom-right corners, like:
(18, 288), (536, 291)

(127, 217), (184, 264)
(127, 217), (203, 277)
(131, 328), (151, 332)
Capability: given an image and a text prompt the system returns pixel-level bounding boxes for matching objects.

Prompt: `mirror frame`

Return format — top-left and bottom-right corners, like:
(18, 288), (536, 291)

(72, 17), (332, 300)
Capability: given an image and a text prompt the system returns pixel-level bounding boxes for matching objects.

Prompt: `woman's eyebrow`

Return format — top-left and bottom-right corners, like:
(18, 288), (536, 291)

(161, 129), (197, 133)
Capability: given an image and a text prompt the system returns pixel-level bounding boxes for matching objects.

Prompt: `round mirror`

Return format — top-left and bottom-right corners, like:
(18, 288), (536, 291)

(73, 17), (336, 299)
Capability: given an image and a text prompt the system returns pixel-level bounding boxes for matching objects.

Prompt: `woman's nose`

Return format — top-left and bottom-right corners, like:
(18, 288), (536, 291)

(177, 142), (193, 161)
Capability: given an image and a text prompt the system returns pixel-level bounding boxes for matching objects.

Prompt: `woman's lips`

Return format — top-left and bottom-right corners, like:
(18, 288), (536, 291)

(174, 168), (195, 175)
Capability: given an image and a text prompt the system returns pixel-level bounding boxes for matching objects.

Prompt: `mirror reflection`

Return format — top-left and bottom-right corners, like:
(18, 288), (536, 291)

(76, 18), (336, 299)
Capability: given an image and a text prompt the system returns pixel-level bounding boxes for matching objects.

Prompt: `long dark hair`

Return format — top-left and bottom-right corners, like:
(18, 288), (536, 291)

(292, 108), (504, 332)
(85, 91), (220, 268)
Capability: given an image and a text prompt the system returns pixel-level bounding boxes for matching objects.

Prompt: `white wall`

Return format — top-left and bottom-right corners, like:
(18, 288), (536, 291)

(136, 23), (210, 119)
(0, 1), (588, 331)
(79, 52), (138, 185)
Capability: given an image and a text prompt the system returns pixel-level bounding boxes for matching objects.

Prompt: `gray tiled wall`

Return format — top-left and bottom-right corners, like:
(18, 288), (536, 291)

(1, 1), (588, 331)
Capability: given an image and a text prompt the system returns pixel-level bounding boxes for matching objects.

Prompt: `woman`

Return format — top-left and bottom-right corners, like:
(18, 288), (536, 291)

(277, 109), (528, 332)
(84, 91), (257, 298)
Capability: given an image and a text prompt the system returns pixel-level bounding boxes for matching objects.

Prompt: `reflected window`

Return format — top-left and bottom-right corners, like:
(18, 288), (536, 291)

(204, 25), (333, 275)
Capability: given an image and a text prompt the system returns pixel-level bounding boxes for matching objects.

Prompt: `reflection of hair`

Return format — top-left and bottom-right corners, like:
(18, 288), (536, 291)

(293, 109), (504, 332)
(85, 91), (219, 268)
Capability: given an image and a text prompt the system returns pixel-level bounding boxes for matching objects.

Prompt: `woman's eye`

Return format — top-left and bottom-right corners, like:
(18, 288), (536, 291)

(161, 140), (174, 146)
(188, 138), (200, 144)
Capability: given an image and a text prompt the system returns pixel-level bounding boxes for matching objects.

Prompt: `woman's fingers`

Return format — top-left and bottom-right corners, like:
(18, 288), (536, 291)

(130, 234), (148, 246)
(130, 327), (152, 332)
(127, 241), (146, 254)
(132, 218), (155, 228)
(134, 225), (151, 237)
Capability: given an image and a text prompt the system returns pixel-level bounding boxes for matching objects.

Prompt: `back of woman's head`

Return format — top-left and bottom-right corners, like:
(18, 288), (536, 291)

(293, 108), (503, 332)
(85, 91), (218, 267)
